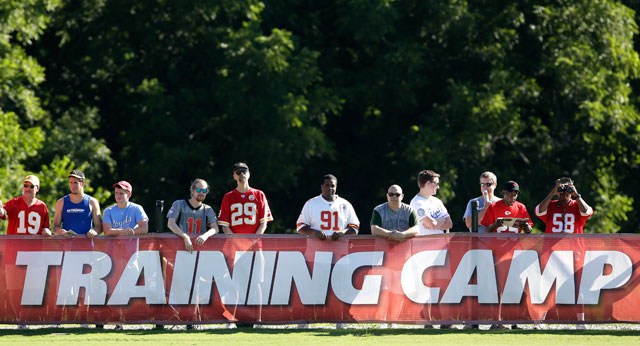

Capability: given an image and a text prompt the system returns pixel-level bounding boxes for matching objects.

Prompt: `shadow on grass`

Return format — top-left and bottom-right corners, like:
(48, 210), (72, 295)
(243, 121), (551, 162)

(1, 327), (639, 338)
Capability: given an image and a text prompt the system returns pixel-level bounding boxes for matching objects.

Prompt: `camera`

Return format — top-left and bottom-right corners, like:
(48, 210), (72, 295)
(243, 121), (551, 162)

(557, 185), (574, 193)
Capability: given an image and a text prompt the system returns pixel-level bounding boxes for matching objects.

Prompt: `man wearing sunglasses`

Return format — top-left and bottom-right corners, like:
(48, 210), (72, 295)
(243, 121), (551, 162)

(53, 170), (102, 238)
(462, 171), (501, 233)
(370, 184), (418, 242)
(0, 175), (51, 236)
(218, 162), (273, 234)
(167, 178), (219, 253)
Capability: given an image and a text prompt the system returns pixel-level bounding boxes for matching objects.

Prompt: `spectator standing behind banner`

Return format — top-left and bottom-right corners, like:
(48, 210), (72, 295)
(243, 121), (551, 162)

(481, 180), (533, 234)
(0, 175), (51, 236)
(370, 184), (418, 242)
(53, 170), (102, 238)
(409, 170), (453, 235)
(102, 181), (149, 236)
(296, 174), (359, 329)
(218, 162), (273, 234)
(535, 177), (593, 234)
(167, 178), (219, 253)
(463, 171), (502, 233)
(296, 174), (360, 241)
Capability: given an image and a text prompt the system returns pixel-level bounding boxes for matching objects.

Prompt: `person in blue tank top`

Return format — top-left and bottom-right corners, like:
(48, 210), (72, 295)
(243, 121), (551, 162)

(53, 170), (102, 238)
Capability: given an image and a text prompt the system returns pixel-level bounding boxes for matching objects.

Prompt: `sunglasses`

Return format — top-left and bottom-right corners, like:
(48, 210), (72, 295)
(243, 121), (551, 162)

(23, 184), (35, 189)
(480, 182), (494, 187)
(387, 192), (402, 197)
(194, 187), (209, 193)
(234, 169), (248, 175)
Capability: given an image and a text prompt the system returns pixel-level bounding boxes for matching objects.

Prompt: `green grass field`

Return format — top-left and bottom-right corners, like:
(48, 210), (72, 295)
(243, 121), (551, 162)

(1, 325), (639, 345)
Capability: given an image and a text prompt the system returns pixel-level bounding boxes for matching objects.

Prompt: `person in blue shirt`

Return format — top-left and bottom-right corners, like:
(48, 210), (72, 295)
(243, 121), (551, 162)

(102, 180), (148, 236)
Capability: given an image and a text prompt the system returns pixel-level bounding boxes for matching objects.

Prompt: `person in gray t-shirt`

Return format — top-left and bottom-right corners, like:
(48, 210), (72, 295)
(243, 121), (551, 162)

(370, 184), (418, 242)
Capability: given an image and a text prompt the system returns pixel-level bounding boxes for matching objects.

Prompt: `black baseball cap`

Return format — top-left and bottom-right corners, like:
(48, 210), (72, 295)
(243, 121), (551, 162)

(233, 162), (249, 172)
(68, 170), (85, 180)
(503, 181), (519, 192)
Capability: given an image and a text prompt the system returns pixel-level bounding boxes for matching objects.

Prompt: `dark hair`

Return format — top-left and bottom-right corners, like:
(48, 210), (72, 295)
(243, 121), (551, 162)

(322, 174), (337, 185)
(417, 170), (440, 188)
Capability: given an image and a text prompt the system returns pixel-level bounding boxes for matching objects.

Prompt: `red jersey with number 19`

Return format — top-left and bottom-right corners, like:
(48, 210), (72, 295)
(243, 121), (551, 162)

(296, 195), (360, 235)
(0, 196), (50, 235)
(218, 188), (273, 234)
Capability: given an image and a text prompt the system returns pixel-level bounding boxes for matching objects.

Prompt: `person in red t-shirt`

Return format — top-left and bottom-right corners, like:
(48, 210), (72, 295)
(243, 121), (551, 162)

(535, 177), (593, 234)
(481, 180), (533, 234)
(218, 162), (273, 234)
(0, 175), (51, 236)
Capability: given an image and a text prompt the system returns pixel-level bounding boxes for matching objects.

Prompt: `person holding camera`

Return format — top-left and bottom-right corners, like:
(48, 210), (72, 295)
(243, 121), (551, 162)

(535, 177), (593, 234)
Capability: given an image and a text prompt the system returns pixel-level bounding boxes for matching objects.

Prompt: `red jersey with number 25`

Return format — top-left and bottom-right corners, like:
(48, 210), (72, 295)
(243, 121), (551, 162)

(218, 188), (273, 234)
(1, 196), (50, 235)
(535, 199), (592, 234)
(296, 195), (360, 235)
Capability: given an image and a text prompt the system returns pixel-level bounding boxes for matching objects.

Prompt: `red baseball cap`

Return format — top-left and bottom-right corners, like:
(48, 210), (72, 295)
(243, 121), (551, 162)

(113, 180), (133, 194)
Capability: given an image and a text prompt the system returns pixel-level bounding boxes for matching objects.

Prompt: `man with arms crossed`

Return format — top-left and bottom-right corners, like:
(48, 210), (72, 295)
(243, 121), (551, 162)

(409, 170), (453, 235)
(218, 162), (273, 234)
(371, 184), (418, 242)
(53, 170), (102, 238)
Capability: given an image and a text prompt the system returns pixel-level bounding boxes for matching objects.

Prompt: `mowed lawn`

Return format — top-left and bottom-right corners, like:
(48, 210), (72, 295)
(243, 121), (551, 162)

(1, 326), (639, 345)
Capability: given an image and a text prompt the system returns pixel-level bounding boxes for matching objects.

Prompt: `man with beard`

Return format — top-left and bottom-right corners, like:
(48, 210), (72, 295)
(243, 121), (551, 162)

(53, 170), (102, 238)
(167, 178), (219, 253)
(535, 177), (593, 234)
(218, 162), (273, 234)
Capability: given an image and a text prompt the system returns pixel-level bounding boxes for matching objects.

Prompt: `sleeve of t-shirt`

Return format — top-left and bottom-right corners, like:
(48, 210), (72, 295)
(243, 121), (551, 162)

(166, 200), (181, 220)
(135, 204), (149, 223)
(347, 202), (360, 232)
(295, 201), (311, 232)
(206, 206), (218, 226)
(370, 208), (382, 227)
(462, 199), (474, 220)
(103, 207), (113, 227)
(218, 195), (230, 226)
(258, 191), (273, 223)
(480, 204), (494, 227)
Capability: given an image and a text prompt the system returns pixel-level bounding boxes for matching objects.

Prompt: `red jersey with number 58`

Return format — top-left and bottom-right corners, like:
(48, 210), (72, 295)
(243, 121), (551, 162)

(535, 199), (592, 234)
(218, 188), (273, 234)
(1, 196), (50, 235)
(296, 195), (360, 235)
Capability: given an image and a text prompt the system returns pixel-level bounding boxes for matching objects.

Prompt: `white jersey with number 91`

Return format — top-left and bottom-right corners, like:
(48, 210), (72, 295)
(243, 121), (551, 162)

(296, 195), (360, 235)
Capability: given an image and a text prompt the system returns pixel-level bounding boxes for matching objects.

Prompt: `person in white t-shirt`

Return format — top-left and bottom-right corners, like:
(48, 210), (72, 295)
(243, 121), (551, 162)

(409, 170), (453, 235)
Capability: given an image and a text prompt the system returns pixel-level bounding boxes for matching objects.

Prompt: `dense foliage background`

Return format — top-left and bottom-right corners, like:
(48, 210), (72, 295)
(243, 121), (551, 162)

(1, 0), (639, 234)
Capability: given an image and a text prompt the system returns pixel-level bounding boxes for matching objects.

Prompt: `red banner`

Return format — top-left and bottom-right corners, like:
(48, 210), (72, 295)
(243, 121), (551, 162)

(1, 234), (639, 324)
